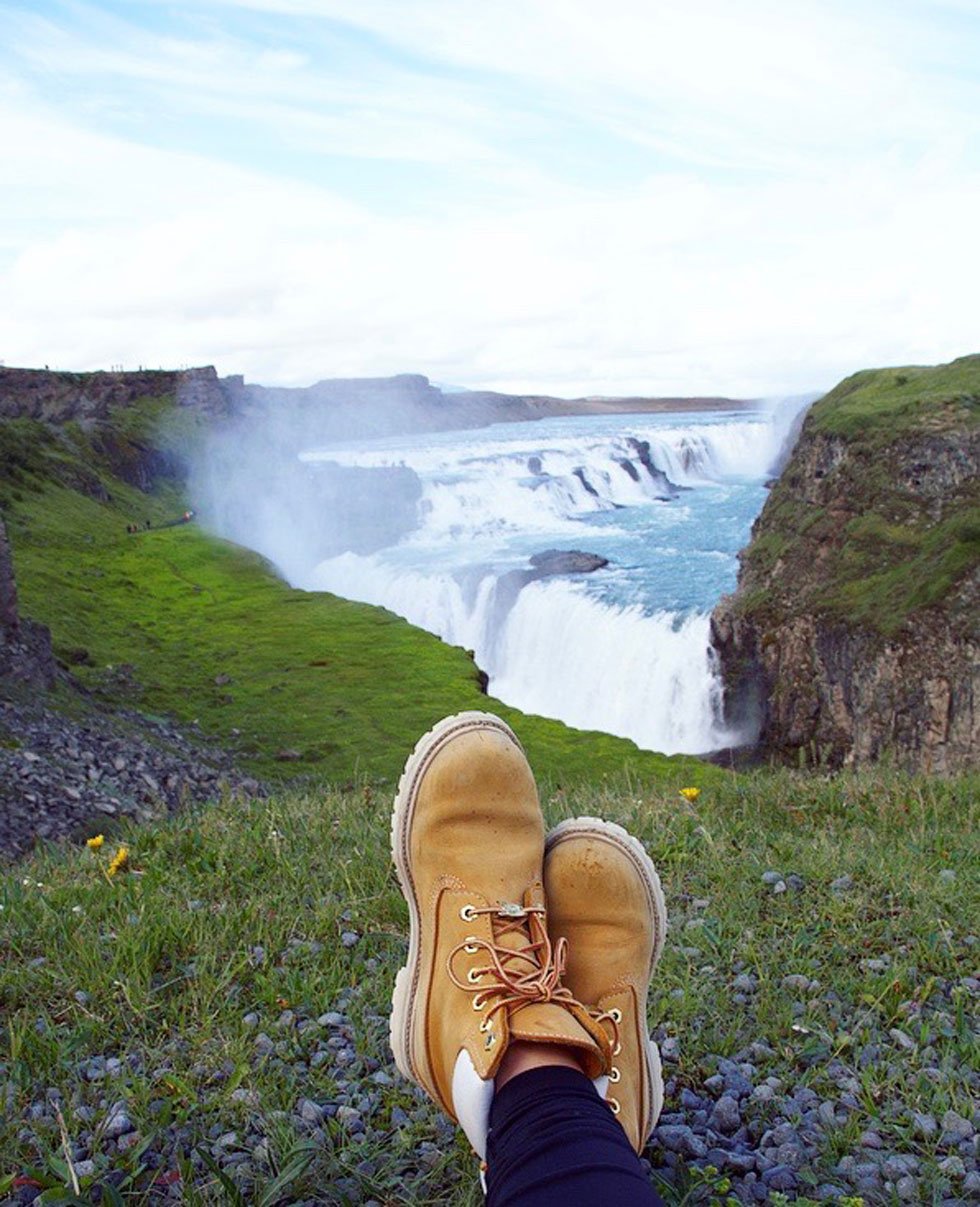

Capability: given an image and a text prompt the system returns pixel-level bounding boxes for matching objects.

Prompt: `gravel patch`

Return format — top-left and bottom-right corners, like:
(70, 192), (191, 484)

(0, 694), (263, 861)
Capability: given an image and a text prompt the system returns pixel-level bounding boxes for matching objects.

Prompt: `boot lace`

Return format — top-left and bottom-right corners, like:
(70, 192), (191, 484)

(447, 903), (581, 1041)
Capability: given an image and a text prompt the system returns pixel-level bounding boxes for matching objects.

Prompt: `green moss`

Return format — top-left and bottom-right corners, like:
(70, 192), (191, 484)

(807, 353), (980, 440)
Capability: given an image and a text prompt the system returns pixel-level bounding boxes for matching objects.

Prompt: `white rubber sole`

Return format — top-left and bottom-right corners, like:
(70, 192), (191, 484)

(388, 711), (524, 1088)
(544, 815), (668, 1141)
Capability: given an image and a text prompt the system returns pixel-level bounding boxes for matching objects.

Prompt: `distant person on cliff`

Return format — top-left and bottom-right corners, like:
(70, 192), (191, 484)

(389, 712), (666, 1205)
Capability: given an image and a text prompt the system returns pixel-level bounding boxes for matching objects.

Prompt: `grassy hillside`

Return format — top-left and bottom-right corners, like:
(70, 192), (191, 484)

(807, 354), (980, 441)
(0, 412), (703, 787)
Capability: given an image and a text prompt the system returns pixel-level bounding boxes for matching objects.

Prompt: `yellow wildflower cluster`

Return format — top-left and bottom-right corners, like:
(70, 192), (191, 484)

(679, 787), (701, 802)
(107, 846), (130, 877)
(85, 834), (131, 878)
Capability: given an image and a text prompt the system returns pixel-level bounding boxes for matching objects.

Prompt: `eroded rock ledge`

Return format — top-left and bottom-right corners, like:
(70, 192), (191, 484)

(711, 355), (980, 773)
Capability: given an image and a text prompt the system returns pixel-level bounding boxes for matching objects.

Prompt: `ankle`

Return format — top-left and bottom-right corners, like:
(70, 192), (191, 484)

(495, 1041), (587, 1091)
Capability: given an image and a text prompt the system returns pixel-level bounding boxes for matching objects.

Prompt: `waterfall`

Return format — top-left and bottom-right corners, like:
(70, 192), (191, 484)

(193, 404), (807, 754)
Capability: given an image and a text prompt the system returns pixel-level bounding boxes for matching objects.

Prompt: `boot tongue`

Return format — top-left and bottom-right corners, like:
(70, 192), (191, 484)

(508, 1001), (607, 1079)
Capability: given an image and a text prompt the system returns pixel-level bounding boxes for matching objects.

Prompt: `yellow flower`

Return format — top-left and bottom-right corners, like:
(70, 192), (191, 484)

(86, 834), (105, 850)
(107, 846), (130, 876)
(679, 787), (701, 802)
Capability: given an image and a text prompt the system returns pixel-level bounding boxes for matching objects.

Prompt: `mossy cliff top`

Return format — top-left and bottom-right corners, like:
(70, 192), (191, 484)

(732, 354), (980, 639)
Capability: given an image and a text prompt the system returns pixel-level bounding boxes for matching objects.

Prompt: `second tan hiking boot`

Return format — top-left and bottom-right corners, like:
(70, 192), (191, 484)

(389, 713), (612, 1159)
(544, 816), (667, 1152)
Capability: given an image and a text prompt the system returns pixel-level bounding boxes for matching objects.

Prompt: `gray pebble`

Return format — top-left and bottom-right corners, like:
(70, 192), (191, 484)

(938, 1155), (966, 1177)
(660, 1037), (680, 1062)
(655, 1124), (708, 1159)
(830, 874), (854, 891)
(709, 1095), (741, 1135)
(941, 1111), (973, 1145)
(962, 1171), (980, 1196)
(762, 1165), (797, 1191)
(103, 1102), (134, 1138)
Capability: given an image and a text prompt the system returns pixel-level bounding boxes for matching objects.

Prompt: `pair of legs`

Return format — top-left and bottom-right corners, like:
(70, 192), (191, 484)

(388, 712), (667, 1205)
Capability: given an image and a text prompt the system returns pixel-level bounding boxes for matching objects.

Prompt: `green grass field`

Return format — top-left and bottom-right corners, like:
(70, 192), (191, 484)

(2, 769), (977, 1203)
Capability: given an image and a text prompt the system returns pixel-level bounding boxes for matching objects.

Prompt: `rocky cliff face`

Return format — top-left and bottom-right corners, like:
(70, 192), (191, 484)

(0, 365), (240, 423)
(0, 513), (55, 690)
(712, 355), (980, 773)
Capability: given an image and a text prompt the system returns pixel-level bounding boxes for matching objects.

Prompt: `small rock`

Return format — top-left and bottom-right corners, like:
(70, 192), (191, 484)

(340, 931), (359, 948)
(938, 868), (956, 883)
(938, 1155), (966, 1177)
(830, 874), (854, 892)
(889, 1028), (917, 1051)
(709, 1095), (741, 1135)
(762, 1165), (797, 1192)
(940, 1110), (973, 1145)
(654, 1125), (707, 1159)
(660, 1037), (680, 1062)
(74, 1159), (96, 1179)
(913, 1111), (937, 1139)
(962, 1171), (980, 1196)
(103, 1102), (134, 1138)
(896, 1175), (919, 1200)
(860, 1130), (884, 1149)
(732, 973), (758, 993)
(297, 1099), (323, 1124)
(761, 870), (783, 885)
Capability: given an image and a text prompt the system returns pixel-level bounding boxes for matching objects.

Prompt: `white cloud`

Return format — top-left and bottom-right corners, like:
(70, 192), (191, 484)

(1, 1), (978, 394)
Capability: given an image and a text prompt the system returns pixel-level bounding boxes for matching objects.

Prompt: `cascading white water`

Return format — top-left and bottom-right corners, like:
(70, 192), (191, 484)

(289, 407), (809, 754)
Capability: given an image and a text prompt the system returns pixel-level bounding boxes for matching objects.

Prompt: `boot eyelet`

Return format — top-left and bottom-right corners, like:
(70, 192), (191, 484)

(609, 1067), (621, 1083)
(479, 1017), (493, 1033)
(613, 1042), (622, 1056)
(609, 1098), (621, 1115)
(467, 968), (483, 984)
(472, 997), (486, 1011)
(460, 905), (477, 922)
(463, 940), (479, 954)
(609, 1008), (623, 1023)
(484, 1033), (496, 1050)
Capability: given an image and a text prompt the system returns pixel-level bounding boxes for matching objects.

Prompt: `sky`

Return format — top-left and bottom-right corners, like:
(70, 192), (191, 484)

(2, 1), (979, 397)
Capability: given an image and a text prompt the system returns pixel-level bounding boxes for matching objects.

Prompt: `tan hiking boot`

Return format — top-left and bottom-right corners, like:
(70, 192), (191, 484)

(389, 713), (612, 1158)
(544, 817), (667, 1152)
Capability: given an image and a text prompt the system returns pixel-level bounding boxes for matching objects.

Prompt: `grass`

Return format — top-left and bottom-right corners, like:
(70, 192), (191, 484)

(806, 354), (980, 442)
(1, 766), (977, 1203)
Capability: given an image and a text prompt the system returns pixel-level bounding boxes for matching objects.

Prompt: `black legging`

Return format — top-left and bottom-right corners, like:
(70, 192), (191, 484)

(485, 1066), (665, 1206)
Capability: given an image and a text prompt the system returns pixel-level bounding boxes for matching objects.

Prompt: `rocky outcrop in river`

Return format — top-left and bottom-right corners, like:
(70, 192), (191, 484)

(712, 355), (980, 773)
